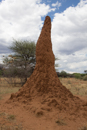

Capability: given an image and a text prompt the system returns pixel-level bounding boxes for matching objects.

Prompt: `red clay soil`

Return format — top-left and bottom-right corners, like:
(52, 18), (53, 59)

(0, 94), (87, 130)
(0, 16), (87, 130)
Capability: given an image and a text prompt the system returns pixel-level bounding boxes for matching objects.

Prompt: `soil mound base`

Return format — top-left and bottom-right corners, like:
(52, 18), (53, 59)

(7, 16), (87, 119)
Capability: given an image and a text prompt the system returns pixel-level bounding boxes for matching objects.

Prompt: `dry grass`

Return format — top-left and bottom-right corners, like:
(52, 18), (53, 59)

(0, 86), (20, 95)
(0, 125), (25, 130)
(0, 77), (21, 100)
(0, 77), (22, 88)
(0, 86), (20, 100)
(7, 114), (16, 121)
(0, 77), (87, 96)
(59, 78), (87, 96)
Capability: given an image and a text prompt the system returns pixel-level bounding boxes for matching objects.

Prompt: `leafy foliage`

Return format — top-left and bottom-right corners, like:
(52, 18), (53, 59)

(3, 40), (36, 85)
(3, 40), (36, 67)
(84, 70), (87, 74)
(60, 71), (67, 77)
(83, 75), (87, 81)
(73, 73), (81, 79)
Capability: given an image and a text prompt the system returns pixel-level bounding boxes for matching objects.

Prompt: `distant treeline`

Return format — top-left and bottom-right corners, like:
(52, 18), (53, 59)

(0, 64), (87, 81)
(56, 71), (87, 81)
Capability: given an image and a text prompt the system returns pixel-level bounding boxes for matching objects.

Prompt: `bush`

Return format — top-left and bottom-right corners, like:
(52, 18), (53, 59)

(83, 75), (87, 81)
(80, 73), (86, 77)
(3, 65), (34, 86)
(73, 73), (81, 79)
(60, 71), (68, 77)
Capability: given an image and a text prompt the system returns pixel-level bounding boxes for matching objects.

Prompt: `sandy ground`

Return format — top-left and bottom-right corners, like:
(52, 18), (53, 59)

(0, 94), (87, 130)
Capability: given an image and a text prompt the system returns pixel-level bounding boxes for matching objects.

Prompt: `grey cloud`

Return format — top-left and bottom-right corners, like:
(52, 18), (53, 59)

(58, 45), (84, 55)
(0, 39), (12, 54)
(58, 49), (75, 55)
(0, 44), (11, 54)
(56, 37), (87, 55)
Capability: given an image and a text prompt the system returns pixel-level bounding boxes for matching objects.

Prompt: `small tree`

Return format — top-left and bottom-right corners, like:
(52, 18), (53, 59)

(73, 73), (81, 79)
(3, 40), (36, 85)
(60, 70), (67, 77)
(83, 75), (87, 81)
(84, 70), (87, 74)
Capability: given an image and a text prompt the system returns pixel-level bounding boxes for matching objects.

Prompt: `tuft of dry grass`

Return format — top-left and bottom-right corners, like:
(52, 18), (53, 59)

(0, 112), (26, 130)
(0, 124), (25, 130)
(78, 125), (87, 130)
(7, 114), (15, 121)
(55, 117), (66, 126)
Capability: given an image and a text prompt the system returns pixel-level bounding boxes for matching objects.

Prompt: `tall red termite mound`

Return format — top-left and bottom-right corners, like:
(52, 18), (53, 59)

(9, 16), (87, 118)
(10, 16), (73, 99)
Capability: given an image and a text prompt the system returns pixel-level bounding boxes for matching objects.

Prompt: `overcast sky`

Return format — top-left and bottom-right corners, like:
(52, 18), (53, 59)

(0, 0), (87, 73)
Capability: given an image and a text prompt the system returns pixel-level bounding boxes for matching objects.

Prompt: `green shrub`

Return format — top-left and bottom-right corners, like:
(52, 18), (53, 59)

(80, 73), (86, 77)
(83, 75), (87, 81)
(60, 71), (68, 77)
(73, 73), (81, 79)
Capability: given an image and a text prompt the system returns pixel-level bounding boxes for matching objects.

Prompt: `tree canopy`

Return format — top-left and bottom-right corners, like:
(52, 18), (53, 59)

(4, 40), (36, 67)
(3, 40), (36, 84)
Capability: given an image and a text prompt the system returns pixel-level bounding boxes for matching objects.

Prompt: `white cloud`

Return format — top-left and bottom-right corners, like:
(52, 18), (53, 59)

(52, 1), (61, 9)
(0, 0), (55, 64)
(53, 0), (87, 73)
(0, 0), (87, 73)
(55, 50), (87, 73)
(0, 0), (52, 46)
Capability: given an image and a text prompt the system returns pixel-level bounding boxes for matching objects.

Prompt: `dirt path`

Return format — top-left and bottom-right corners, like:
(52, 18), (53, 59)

(0, 94), (87, 130)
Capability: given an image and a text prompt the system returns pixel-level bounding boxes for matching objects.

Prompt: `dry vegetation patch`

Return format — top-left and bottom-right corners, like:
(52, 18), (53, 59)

(55, 117), (67, 126)
(0, 78), (21, 100)
(0, 77), (87, 97)
(0, 86), (20, 95)
(0, 77), (22, 88)
(59, 78), (87, 96)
